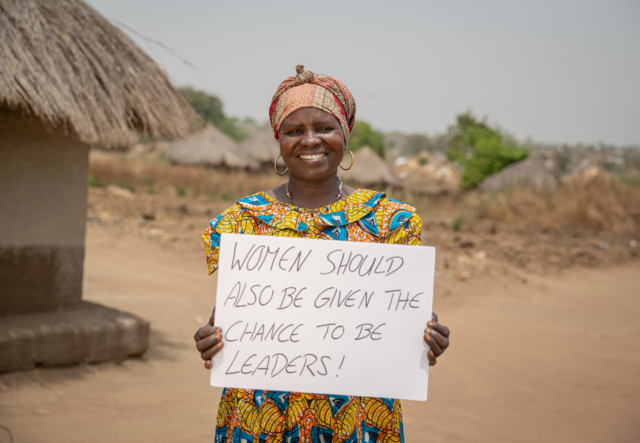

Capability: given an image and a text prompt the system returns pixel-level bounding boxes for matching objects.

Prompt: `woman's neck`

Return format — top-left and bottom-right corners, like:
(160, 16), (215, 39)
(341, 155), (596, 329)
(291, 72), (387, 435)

(269, 175), (352, 209)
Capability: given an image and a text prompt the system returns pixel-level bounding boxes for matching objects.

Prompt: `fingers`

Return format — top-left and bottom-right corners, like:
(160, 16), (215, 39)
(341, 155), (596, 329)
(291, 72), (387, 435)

(196, 329), (223, 353)
(193, 325), (219, 343)
(201, 340), (224, 360)
(197, 307), (220, 370)
(429, 321), (450, 339)
(424, 327), (444, 357)
(424, 316), (451, 367)
(431, 328), (450, 352)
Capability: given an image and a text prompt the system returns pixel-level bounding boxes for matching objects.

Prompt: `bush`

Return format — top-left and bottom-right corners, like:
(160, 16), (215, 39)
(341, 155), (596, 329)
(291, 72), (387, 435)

(349, 120), (385, 157)
(178, 87), (247, 142)
(451, 214), (465, 231)
(446, 111), (528, 189)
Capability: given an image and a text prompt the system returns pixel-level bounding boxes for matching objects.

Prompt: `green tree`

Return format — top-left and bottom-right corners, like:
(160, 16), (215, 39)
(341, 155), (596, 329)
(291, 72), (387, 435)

(446, 111), (528, 189)
(178, 87), (247, 142)
(177, 87), (224, 125)
(349, 120), (385, 157)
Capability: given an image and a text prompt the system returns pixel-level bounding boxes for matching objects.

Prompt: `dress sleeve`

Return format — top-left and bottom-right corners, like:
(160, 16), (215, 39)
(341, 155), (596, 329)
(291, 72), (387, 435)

(404, 212), (422, 246)
(202, 205), (242, 275)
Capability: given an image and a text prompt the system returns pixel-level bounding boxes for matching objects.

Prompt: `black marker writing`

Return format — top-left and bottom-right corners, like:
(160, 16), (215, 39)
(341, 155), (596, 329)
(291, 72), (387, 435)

(321, 250), (405, 277)
(355, 323), (386, 340)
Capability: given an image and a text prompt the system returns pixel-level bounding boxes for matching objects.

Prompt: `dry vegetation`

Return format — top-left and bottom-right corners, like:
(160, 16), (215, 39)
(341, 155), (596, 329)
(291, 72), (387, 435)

(87, 151), (639, 286)
(89, 151), (282, 200)
(467, 171), (640, 235)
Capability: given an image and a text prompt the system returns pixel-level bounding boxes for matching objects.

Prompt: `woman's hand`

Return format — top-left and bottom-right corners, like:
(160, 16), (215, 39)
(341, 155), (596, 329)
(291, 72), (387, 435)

(424, 312), (450, 366)
(194, 309), (224, 369)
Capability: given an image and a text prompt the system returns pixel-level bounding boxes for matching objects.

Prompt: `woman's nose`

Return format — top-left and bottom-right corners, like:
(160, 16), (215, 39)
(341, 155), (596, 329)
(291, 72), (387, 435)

(299, 130), (321, 147)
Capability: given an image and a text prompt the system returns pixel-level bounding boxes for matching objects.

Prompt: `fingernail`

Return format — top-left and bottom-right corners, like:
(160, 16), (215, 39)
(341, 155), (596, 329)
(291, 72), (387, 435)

(426, 328), (432, 334)
(218, 342), (223, 348)
(427, 322), (434, 327)
(216, 334), (222, 339)
(425, 334), (432, 341)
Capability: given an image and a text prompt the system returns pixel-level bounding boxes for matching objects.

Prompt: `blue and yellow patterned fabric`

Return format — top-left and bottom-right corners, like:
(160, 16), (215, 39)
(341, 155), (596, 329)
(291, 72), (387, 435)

(202, 189), (422, 443)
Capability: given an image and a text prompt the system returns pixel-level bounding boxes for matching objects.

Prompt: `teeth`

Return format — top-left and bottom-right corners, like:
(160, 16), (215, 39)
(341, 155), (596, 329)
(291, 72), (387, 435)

(300, 154), (325, 160)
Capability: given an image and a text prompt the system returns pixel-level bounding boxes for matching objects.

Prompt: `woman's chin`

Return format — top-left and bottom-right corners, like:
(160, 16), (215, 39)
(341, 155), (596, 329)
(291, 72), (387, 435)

(290, 165), (338, 181)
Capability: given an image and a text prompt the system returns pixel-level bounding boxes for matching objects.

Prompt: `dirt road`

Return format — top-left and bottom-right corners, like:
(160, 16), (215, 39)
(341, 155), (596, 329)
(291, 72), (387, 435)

(1, 227), (638, 443)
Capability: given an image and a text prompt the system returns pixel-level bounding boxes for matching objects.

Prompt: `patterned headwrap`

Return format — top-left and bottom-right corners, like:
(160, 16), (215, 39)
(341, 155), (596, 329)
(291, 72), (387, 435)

(269, 65), (356, 142)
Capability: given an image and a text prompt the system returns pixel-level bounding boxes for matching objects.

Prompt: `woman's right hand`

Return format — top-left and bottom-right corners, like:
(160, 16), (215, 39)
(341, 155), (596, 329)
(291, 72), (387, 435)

(193, 309), (224, 369)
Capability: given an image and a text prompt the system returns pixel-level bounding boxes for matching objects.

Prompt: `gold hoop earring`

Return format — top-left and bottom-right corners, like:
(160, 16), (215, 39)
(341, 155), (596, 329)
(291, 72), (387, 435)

(339, 148), (355, 171)
(274, 154), (288, 176)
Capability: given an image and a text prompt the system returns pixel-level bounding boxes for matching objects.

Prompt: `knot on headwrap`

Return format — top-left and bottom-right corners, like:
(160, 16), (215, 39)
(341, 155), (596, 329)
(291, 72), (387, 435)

(269, 66), (356, 142)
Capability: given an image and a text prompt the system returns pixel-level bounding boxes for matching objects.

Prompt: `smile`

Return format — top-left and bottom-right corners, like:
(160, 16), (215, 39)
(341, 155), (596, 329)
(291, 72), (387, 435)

(299, 154), (327, 160)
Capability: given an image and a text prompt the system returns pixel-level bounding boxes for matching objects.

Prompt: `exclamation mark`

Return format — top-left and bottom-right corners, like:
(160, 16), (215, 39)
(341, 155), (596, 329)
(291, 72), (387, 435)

(336, 356), (345, 377)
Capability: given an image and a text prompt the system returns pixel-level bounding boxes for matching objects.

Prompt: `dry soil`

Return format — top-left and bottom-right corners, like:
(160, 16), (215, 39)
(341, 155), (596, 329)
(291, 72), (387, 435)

(0, 221), (639, 443)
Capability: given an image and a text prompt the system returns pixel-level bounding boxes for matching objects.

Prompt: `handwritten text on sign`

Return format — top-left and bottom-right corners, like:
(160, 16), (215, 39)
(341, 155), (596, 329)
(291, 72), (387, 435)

(210, 234), (435, 401)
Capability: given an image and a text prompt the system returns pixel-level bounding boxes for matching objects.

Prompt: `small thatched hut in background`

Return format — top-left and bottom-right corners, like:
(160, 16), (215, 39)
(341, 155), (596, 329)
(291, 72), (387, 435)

(396, 157), (461, 195)
(240, 126), (280, 168)
(478, 158), (558, 192)
(0, 0), (202, 372)
(162, 124), (260, 170)
(340, 146), (401, 188)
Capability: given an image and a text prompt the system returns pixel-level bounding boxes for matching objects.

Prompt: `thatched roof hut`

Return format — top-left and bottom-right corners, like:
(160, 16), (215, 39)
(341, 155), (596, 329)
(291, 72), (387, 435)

(162, 124), (260, 170)
(397, 158), (461, 195)
(240, 126), (280, 165)
(0, 0), (203, 147)
(478, 158), (558, 192)
(0, 0), (202, 372)
(340, 146), (401, 188)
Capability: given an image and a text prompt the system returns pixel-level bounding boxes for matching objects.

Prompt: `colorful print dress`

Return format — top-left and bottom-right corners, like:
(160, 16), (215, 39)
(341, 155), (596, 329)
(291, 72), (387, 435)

(202, 189), (422, 443)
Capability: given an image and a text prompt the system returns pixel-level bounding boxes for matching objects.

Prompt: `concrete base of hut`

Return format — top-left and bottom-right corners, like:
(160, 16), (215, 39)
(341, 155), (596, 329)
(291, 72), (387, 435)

(0, 302), (149, 373)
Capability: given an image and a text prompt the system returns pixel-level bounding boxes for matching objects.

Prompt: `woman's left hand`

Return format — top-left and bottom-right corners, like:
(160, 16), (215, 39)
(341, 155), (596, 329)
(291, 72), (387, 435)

(424, 312), (450, 366)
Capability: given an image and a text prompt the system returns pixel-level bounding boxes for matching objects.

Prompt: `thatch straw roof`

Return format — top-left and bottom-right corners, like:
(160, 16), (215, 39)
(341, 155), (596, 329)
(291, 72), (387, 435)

(0, 0), (203, 147)
(161, 124), (260, 170)
(340, 146), (401, 188)
(478, 158), (558, 192)
(240, 127), (280, 164)
(397, 158), (460, 195)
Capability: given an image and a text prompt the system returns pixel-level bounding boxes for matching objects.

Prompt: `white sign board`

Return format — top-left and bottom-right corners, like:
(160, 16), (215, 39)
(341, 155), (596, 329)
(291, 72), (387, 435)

(210, 233), (435, 401)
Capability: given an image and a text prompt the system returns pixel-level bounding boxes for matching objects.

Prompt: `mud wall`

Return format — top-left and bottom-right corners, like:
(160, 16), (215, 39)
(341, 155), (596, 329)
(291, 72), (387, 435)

(0, 109), (89, 315)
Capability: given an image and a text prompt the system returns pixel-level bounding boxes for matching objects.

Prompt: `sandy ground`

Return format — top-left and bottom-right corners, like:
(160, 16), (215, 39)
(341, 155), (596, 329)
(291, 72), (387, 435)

(1, 225), (639, 443)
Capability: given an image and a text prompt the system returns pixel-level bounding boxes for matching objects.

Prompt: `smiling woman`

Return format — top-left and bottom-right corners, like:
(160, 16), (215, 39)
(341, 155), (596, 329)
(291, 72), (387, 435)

(193, 66), (450, 443)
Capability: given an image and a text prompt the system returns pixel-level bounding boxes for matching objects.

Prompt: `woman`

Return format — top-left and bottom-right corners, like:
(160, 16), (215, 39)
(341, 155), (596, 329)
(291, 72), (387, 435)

(194, 66), (450, 443)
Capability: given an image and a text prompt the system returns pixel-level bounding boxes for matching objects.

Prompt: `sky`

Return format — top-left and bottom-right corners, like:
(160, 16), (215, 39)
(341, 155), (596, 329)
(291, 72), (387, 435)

(87, 0), (640, 146)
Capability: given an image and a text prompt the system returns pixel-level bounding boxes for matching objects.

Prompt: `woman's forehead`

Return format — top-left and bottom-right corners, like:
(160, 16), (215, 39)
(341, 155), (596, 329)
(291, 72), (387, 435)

(281, 107), (338, 126)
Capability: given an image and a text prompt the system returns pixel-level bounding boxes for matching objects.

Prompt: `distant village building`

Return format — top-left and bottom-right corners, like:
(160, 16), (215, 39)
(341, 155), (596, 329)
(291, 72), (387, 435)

(0, 0), (202, 372)
(396, 156), (461, 195)
(340, 146), (401, 189)
(240, 126), (280, 169)
(478, 158), (558, 192)
(162, 124), (260, 170)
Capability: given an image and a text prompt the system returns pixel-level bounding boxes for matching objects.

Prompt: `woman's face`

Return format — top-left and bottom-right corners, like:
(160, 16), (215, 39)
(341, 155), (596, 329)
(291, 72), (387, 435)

(278, 107), (345, 182)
